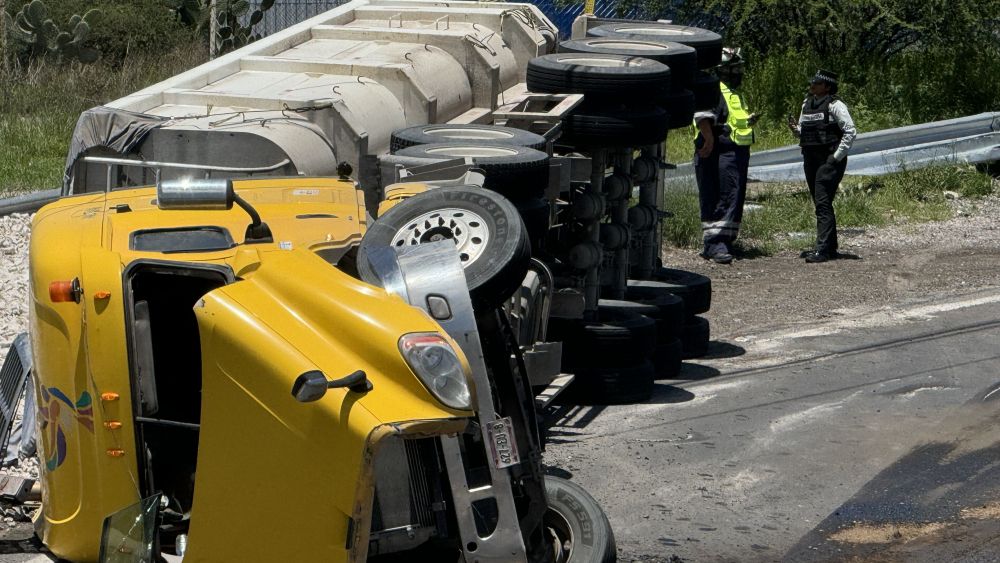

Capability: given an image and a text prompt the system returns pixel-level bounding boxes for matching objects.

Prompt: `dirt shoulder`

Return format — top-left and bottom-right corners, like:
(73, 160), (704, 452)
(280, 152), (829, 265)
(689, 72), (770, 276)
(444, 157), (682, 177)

(664, 193), (1000, 343)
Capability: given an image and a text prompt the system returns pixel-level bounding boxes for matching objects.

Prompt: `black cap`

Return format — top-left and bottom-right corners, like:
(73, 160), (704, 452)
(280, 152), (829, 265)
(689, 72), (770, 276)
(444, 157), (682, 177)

(811, 69), (838, 85)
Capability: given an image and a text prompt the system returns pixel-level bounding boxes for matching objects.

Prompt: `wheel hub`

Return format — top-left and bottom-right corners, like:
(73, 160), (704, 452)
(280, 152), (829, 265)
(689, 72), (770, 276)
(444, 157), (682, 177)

(391, 207), (490, 264)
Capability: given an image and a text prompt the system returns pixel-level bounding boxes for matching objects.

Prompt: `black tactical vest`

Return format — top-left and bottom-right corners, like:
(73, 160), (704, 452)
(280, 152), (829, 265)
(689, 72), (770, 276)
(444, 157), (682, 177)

(799, 95), (843, 148)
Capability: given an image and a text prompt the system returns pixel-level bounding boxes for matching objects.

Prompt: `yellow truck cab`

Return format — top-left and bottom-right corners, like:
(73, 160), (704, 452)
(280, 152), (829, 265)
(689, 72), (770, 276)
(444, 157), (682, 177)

(29, 177), (474, 561)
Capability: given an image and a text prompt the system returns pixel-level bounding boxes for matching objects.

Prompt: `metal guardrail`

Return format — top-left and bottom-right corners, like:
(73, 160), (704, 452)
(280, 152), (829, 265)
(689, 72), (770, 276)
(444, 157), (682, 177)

(668, 112), (1000, 184)
(0, 189), (61, 217)
(0, 157), (292, 217)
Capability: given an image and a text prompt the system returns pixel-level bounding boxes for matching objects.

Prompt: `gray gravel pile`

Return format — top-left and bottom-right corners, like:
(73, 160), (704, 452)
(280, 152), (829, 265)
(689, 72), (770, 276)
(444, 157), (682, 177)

(0, 213), (34, 486)
(844, 190), (1000, 252)
(0, 213), (31, 357)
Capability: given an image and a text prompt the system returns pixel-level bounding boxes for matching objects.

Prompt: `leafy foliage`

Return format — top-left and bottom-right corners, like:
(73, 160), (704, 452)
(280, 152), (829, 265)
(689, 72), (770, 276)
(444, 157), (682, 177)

(670, 0), (1000, 62)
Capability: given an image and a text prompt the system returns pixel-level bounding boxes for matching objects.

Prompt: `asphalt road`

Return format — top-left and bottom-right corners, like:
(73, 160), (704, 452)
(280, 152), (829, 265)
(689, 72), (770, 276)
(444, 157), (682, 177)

(543, 288), (1000, 563)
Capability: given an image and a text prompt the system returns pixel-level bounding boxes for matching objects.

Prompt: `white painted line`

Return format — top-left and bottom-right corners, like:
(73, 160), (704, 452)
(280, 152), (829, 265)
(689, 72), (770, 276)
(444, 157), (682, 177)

(739, 289), (1000, 354)
(769, 402), (844, 432)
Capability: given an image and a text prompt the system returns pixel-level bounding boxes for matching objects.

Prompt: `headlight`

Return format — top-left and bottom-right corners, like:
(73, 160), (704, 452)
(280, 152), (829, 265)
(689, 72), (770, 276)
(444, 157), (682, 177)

(399, 333), (473, 410)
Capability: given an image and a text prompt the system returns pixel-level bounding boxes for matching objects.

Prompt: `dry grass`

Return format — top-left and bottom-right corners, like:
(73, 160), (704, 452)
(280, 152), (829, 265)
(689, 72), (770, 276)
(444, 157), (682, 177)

(0, 44), (207, 195)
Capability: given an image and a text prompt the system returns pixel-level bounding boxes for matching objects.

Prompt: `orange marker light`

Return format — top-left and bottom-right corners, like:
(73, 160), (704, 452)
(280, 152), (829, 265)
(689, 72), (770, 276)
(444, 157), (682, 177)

(94, 290), (111, 300)
(101, 392), (120, 402)
(106, 448), (126, 457)
(49, 278), (82, 303)
(104, 421), (123, 430)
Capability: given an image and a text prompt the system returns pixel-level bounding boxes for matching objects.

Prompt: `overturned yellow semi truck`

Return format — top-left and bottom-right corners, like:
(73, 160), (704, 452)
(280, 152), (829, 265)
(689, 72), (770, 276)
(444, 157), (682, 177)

(6, 0), (732, 560)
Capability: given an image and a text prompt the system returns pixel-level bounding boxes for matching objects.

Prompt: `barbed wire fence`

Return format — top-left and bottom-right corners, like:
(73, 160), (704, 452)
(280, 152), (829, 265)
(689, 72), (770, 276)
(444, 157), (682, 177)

(205, 0), (641, 58)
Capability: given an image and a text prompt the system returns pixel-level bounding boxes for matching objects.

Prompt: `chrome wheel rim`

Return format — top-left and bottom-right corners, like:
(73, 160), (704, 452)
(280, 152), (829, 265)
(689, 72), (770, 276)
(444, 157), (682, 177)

(391, 207), (490, 265)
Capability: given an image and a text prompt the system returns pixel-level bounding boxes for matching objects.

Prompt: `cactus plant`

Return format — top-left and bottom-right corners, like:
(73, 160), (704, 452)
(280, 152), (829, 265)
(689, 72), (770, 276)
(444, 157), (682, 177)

(4, 0), (99, 63)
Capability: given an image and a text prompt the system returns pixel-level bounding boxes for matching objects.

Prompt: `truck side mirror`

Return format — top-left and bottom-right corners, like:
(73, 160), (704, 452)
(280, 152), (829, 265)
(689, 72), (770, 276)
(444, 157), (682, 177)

(291, 370), (372, 402)
(156, 179), (234, 210)
(156, 178), (274, 244)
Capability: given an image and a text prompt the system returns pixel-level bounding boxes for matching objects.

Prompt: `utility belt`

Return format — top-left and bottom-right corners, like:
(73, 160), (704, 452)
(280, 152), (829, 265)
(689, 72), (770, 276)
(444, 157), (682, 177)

(695, 135), (740, 153)
(800, 143), (838, 156)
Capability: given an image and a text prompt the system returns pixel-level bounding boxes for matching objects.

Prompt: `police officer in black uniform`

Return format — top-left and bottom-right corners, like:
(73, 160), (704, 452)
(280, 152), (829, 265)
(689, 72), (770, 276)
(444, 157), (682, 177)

(787, 69), (857, 263)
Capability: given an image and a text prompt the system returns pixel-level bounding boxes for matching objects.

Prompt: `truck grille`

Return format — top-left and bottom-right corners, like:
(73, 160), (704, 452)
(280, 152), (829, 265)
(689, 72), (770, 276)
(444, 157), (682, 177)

(0, 333), (32, 458)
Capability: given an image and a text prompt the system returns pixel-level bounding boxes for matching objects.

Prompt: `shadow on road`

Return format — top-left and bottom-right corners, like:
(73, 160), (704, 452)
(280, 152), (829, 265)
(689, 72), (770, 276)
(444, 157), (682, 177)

(645, 384), (696, 405)
(699, 341), (746, 360)
(783, 402), (1000, 562)
(677, 362), (722, 381)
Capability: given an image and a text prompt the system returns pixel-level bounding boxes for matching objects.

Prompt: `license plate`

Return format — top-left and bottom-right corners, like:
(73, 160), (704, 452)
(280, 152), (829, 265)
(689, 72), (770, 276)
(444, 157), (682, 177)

(484, 417), (520, 469)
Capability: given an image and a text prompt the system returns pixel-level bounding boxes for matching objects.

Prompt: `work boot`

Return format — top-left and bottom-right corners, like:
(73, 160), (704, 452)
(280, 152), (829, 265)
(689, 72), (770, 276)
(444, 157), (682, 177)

(805, 252), (830, 263)
(799, 249), (816, 259)
(711, 252), (734, 264)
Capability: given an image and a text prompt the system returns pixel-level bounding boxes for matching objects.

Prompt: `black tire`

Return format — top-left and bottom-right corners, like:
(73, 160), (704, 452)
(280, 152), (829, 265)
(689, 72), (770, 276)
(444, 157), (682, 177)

(652, 337), (683, 379)
(390, 124), (547, 153)
(649, 267), (713, 315)
(515, 197), (550, 253)
(681, 315), (710, 359)
(562, 360), (655, 404)
(561, 104), (669, 148)
(587, 23), (723, 69)
(527, 53), (671, 102)
(662, 88), (695, 129)
(549, 307), (657, 369)
(357, 186), (531, 311)
(544, 476), (617, 563)
(599, 298), (673, 345)
(621, 287), (685, 339)
(393, 143), (549, 201)
(692, 71), (721, 111)
(559, 37), (696, 91)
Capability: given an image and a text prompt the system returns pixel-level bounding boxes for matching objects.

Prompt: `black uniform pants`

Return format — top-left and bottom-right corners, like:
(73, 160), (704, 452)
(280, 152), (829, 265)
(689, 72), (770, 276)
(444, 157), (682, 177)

(695, 144), (750, 253)
(802, 148), (848, 255)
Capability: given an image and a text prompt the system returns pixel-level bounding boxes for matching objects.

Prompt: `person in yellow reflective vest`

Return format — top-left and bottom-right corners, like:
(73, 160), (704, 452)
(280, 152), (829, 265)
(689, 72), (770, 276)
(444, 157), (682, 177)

(693, 47), (759, 264)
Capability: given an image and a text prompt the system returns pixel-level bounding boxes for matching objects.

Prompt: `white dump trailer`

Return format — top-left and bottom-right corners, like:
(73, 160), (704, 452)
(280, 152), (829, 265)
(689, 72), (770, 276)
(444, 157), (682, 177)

(66, 0), (558, 197)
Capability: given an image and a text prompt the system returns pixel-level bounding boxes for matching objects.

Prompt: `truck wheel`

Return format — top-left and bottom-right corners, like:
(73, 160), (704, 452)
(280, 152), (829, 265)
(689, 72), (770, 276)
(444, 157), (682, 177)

(692, 71), (721, 111)
(515, 197), (550, 253)
(544, 476), (617, 563)
(549, 306), (657, 369)
(663, 89), (695, 129)
(620, 289), (685, 339)
(598, 298), (669, 345)
(390, 124), (547, 153)
(558, 37), (696, 91)
(561, 104), (669, 148)
(357, 186), (531, 311)
(527, 53), (671, 103)
(393, 143), (549, 201)
(562, 360), (655, 404)
(648, 267), (713, 315)
(681, 316), (710, 359)
(653, 337), (683, 379)
(587, 23), (722, 69)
